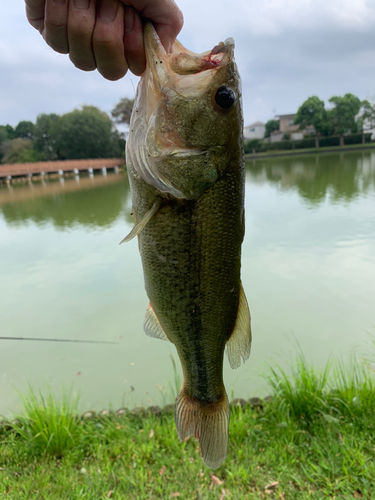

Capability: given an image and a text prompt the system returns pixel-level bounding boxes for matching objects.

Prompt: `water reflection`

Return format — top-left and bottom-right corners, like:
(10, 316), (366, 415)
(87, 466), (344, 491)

(247, 151), (375, 205)
(0, 152), (375, 415)
(2, 152), (374, 231)
(0, 173), (131, 228)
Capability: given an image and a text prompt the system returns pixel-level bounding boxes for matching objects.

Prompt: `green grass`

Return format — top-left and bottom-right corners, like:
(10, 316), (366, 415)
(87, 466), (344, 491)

(331, 354), (375, 418)
(10, 386), (81, 456)
(1, 352), (375, 499)
(265, 351), (333, 423)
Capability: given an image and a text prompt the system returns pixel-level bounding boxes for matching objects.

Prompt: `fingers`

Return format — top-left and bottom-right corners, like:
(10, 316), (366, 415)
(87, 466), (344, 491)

(148, 0), (184, 53)
(123, 6), (145, 76)
(67, 0), (97, 72)
(44, 0), (69, 54)
(92, 0), (128, 80)
(26, 0), (184, 80)
(25, 0), (46, 34)
(126, 0), (183, 53)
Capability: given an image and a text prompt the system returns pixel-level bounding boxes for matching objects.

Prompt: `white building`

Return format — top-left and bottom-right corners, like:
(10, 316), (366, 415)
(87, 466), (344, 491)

(244, 121), (265, 140)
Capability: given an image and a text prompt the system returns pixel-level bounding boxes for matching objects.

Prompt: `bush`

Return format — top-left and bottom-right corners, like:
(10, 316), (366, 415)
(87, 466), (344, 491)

(319, 136), (340, 147)
(0, 138), (42, 164)
(343, 133), (371, 145)
(244, 132), (373, 154)
(243, 139), (261, 154)
(294, 138), (316, 149)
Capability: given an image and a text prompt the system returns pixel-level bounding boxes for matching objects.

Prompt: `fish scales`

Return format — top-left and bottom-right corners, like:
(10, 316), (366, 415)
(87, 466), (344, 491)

(130, 160), (243, 400)
(124, 23), (251, 469)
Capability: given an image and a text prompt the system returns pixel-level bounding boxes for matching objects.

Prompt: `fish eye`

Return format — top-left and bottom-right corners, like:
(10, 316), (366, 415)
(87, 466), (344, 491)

(215, 85), (236, 110)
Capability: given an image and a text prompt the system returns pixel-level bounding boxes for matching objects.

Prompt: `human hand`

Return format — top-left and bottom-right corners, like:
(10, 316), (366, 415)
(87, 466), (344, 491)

(25, 0), (183, 80)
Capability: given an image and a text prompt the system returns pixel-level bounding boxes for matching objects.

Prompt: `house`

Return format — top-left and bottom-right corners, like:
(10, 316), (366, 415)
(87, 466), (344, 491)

(275, 114), (313, 141)
(244, 121), (265, 140)
(277, 114), (300, 134)
(270, 130), (284, 143)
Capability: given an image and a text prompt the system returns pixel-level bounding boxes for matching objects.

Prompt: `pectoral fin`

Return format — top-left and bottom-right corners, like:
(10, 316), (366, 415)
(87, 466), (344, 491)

(119, 198), (162, 245)
(143, 303), (171, 342)
(225, 283), (251, 369)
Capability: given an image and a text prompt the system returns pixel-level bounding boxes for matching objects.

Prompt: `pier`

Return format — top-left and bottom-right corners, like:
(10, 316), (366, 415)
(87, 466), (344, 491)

(0, 158), (125, 181)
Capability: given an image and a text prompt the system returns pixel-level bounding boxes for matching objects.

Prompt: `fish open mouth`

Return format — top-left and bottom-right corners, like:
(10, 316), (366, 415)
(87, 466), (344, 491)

(169, 39), (235, 76)
(143, 22), (234, 85)
(126, 23), (238, 199)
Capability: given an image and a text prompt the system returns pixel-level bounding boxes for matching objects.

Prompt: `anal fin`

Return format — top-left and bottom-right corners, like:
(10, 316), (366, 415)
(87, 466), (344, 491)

(119, 198), (162, 244)
(143, 304), (171, 342)
(225, 282), (252, 369)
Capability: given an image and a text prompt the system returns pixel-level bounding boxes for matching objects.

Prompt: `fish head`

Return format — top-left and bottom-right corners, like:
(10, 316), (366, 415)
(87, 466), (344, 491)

(127, 23), (243, 199)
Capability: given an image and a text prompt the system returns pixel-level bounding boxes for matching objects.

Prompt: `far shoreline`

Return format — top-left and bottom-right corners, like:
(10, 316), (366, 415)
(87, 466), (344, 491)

(245, 142), (375, 160)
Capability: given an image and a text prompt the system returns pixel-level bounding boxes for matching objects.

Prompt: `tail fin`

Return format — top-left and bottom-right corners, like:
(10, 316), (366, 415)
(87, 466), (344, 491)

(175, 388), (229, 469)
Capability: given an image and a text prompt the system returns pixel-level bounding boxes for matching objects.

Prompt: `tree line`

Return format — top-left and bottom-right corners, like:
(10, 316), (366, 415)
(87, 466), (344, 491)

(264, 93), (375, 148)
(0, 103), (133, 164)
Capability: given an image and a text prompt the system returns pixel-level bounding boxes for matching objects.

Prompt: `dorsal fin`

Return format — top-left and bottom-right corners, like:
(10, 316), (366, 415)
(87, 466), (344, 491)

(119, 198), (162, 245)
(143, 304), (171, 342)
(225, 283), (251, 369)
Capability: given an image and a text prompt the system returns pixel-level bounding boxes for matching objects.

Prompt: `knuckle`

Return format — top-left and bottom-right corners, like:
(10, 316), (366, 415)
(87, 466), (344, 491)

(45, 19), (67, 31)
(68, 22), (94, 40)
(93, 32), (119, 49)
(175, 11), (184, 32)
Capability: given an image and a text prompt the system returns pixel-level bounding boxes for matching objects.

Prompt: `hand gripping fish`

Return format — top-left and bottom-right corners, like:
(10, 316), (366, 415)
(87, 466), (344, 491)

(122, 23), (251, 469)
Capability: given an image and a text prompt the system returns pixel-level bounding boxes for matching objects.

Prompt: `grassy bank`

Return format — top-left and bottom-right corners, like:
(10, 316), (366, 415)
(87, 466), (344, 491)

(245, 142), (375, 160)
(1, 352), (375, 499)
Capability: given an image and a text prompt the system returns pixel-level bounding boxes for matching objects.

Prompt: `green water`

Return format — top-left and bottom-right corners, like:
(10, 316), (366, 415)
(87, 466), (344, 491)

(1, 151), (375, 415)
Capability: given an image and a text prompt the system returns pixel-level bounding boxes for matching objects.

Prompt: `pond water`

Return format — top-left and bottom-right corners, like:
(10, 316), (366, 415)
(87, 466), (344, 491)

(1, 151), (375, 416)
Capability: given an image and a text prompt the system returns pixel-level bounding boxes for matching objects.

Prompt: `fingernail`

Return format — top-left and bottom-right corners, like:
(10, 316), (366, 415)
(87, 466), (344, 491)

(73, 0), (90, 10)
(99, 0), (119, 23)
(53, 0), (67, 4)
(123, 7), (135, 34)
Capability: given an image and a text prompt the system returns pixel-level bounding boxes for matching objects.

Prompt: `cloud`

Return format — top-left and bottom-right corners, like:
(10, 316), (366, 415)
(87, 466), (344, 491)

(2, 0), (375, 126)
(0, 2), (139, 124)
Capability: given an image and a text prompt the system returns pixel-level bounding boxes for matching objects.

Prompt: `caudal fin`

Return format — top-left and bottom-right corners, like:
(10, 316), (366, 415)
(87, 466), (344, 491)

(175, 389), (229, 469)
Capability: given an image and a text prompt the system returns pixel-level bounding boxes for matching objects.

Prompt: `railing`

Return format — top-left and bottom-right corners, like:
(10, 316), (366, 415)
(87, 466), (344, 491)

(0, 158), (125, 179)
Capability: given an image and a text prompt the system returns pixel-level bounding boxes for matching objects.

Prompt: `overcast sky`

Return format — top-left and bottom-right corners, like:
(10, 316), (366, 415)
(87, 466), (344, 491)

(2, 0), (375, 128)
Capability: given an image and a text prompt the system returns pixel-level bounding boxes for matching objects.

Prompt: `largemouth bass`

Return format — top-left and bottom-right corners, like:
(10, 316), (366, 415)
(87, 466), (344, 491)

(123, 23), (251, 469)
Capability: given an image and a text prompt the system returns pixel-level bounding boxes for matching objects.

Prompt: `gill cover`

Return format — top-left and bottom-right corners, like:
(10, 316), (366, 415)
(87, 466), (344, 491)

(126, 23), (239, 200)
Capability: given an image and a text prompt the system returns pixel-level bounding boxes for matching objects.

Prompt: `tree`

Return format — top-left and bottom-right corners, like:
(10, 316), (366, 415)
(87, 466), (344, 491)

(0, 138), (41, 163)
(0, 126), (9, 162)
(0, 125), (15, 140)
(110, 128), (126, 158)
(294, 96), (328, 148)
(14, 120), (36, 139)
(264, 119), (279, 138)
(53, 106), (122, 159)
(34, 113), (60, 160)
(111, 97), (134, 125)
(356, 99), (375, 144)
(328, 93), (362, 146)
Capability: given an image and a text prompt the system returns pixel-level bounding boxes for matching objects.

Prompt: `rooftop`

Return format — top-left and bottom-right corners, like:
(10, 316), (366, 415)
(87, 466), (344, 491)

(244, 121), (265, 128)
